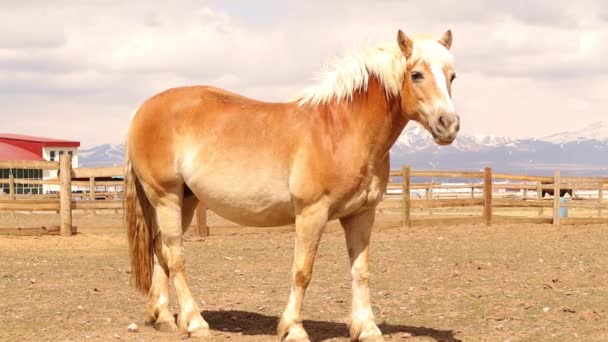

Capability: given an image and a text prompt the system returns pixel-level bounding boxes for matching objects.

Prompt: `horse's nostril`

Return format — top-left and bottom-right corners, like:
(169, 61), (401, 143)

(438, 116), (448, 129)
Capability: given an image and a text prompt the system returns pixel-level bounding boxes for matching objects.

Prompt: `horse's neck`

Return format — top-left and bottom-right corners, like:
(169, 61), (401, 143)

(342, 77), (408, 160)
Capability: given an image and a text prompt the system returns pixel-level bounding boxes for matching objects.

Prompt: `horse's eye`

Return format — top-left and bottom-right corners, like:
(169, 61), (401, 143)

(411, 72), (424, 82)
(450, 74), (456, 82)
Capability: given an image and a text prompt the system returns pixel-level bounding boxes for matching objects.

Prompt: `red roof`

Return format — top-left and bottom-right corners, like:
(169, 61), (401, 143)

(0, 133), (80, 147)
(0, 142), (44, 161)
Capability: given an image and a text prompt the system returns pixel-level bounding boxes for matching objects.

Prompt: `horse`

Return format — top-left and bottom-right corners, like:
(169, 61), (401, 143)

(541, 181), (573, 198)
(125, 29), (460, 341)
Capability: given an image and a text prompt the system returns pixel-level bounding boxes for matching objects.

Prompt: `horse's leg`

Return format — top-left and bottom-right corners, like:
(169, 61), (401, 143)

(145, 236), (177, 331)
(340, 209), (383, 341)
(155, 197), (209, 337)
(277, 203), (328, 342)
(144, 193), (200, 331)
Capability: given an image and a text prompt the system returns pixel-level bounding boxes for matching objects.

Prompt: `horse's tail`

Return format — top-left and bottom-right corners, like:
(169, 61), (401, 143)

(124, 150), (156, 293)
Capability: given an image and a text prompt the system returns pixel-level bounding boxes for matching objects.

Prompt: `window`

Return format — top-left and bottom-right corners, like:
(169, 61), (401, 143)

(50, 151), (56, 161)
(8, 168), (43, 195)
(68, 151), (73, 156)
(59, 151), (64, 156)
(0, 169), (6, 193)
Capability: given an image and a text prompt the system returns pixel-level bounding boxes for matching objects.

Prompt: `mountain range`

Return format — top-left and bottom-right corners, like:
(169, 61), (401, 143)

(79, 121), (608, 176)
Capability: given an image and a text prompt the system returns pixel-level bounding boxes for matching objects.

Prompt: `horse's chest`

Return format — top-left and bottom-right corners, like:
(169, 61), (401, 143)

(333, 174), (384, 219)
(365, 176), (384, 204)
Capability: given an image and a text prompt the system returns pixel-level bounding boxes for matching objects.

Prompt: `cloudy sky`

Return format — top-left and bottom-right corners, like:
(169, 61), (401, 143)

(2, 0), (607, 147)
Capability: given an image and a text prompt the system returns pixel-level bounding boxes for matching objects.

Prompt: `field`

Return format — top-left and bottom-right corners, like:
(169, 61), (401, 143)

(1, 211), (608, 342)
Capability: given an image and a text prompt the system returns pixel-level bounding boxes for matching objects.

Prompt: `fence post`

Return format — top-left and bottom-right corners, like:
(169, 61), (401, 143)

(428, 182), (434, 216)
(483, 167), (492, 226)
(553, 171), (561, 226)
(8, 173), (15, 200)
(402, 165), (411, 229)
(59, 154), (73, 236)
(89, 177), (96, 201)
(195, 202), (209, 237)
(537, 181), (543, 216)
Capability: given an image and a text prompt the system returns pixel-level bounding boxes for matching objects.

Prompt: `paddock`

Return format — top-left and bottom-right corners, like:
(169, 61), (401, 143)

(1, 212), (607, 341)
(2, 159), (608, 341)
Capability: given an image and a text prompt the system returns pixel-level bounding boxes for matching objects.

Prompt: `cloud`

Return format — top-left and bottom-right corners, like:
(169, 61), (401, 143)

(0, 0), (607, 147)
(0, 5), (66, 49)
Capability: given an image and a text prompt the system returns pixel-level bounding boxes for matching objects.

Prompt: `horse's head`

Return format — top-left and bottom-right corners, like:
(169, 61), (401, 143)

(398, 29), (459, 145)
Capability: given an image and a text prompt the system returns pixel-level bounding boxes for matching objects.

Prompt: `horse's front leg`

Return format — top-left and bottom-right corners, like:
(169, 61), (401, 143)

(277, 203), (328, 342)
(340, 208), (383, 341)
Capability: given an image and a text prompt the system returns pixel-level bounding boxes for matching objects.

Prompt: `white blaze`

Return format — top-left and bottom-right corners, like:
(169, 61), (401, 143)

(430, 64), (455, 114)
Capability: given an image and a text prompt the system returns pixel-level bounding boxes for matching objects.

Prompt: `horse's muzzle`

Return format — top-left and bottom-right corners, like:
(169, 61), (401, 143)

(431, 113), (460, 145)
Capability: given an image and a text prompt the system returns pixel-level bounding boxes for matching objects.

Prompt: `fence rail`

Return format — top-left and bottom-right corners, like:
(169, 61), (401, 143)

(0, 157), (208, 237)
(382, 166), (608, 227)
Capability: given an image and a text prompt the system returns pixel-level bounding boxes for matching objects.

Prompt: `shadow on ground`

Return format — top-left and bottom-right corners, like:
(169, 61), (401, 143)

(203, 310), (461, 342)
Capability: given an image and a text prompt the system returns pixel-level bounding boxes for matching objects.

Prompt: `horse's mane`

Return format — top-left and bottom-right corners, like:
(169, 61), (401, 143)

(294, 44), (406, 107)
(294, 37), (453, 107)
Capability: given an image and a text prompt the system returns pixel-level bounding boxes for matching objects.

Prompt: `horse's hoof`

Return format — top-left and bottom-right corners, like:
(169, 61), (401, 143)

(351, 320), (383, 342)
(283, 325), (310, 342)
(178, 314), (210, 338)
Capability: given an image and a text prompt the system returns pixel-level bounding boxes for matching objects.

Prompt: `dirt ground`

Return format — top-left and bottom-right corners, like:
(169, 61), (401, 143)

(1, 212), (608, 342)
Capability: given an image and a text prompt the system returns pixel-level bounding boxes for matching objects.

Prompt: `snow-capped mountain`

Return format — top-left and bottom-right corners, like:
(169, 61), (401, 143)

(390, 121), (608, 176)
(541, 121), (608, 144)
(78, 144), (125, 167)
(79, 121), (608, 176)
(394, 122), (516, 152)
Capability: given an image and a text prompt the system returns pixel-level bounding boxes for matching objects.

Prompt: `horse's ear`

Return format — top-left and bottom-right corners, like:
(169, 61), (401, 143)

(397, 29), (413, 58)
(439, 30), (452, 50)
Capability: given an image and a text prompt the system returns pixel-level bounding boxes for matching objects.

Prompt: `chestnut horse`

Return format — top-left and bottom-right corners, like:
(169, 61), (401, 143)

(125, 29), (460, 341)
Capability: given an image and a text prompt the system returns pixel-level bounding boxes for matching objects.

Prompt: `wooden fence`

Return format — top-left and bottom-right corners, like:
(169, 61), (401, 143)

(379, 166), (608, 227)
(0, 156), (208, 236)
(1, 159), (607, 236)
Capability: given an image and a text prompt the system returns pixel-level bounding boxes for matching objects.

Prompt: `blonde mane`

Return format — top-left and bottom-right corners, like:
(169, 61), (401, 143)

(294, 38), (453, 107)
(295, 44), (406, 107)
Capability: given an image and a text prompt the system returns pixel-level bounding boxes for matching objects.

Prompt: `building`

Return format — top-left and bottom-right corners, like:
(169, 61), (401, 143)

(0, 134), (80, 195)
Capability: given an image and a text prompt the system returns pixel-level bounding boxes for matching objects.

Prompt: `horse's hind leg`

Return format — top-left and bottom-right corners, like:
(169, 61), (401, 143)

(145, 237), (177, 332)
(154, 193), (209, 337)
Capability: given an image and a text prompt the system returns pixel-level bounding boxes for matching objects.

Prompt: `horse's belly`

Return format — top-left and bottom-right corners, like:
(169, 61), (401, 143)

(207, 194), (294, 227)
(187, 171), (295, 227)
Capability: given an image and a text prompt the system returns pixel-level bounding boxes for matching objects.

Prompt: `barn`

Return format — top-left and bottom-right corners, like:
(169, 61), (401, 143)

(0, 134), (80, 195)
